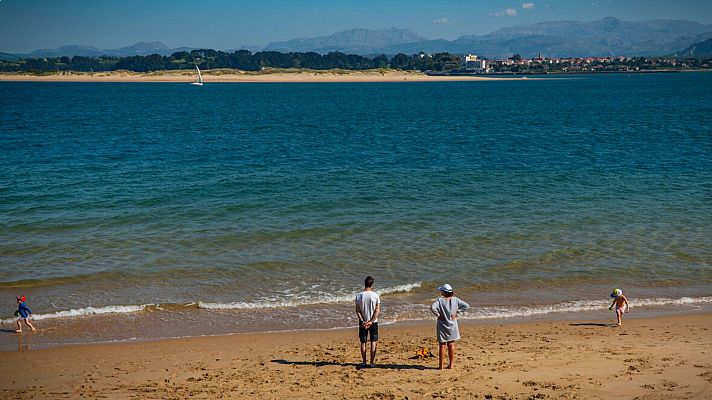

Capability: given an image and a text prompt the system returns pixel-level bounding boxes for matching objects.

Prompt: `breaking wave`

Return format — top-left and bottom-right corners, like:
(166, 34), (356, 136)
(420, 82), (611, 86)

(462, 296), (712, 320)
(1, 304), (154, 324)
(198, 282), (423, 310)
(3, 292), (709, 324)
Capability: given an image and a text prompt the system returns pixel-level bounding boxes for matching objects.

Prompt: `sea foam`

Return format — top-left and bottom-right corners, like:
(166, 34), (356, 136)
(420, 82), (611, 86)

(462, 296), (712, 320)
(3, 293), (709, 324)
(2, 284), (424, 322)
(198, 282), (423, 310)
(0, 304), (153, 324)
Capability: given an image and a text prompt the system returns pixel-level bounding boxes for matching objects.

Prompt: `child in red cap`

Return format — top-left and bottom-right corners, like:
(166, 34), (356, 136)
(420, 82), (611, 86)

(15, 295), (37, 333)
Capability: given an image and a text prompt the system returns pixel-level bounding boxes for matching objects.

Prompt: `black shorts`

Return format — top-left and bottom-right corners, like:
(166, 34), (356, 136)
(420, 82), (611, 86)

(359, 322), (378, 343)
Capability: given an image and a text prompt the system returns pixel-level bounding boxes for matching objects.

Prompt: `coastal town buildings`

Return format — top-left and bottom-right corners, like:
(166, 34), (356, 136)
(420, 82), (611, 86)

(455, 53), (703, 74)
(463, 54), (489, 72)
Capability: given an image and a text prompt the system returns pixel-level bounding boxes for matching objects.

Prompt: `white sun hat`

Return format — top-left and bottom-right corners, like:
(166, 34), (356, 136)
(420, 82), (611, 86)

(438, 284), (453, 293)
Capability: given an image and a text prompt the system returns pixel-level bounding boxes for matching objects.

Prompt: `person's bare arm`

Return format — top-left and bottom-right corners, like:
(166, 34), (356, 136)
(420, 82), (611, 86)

(355, 302), (366, 325)
(369, 303), (381, 326)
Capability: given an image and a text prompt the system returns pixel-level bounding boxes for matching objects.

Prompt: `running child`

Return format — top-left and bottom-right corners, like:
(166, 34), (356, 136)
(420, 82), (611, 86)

(608, 288), (629, 326)
(15, 295), (37, 333)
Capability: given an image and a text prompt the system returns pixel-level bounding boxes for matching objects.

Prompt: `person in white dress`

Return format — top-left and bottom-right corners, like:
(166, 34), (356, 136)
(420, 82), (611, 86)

(430, 283), (470, 369)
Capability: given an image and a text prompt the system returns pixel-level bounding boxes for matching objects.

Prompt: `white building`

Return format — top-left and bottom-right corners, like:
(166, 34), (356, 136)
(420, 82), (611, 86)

(463, 54), (488, 71)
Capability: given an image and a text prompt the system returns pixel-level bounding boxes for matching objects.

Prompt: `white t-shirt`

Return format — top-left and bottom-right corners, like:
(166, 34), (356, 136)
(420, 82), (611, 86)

(355, 290), (381, 323)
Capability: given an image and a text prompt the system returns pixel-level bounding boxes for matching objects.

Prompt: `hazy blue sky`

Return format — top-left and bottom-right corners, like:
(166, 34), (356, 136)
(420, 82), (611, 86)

(1, 0), (711, 53)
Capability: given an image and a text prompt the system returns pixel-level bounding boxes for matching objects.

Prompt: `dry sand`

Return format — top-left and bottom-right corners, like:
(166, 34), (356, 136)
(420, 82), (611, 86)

(0, 69), (526, 83)
(1, 313), (710, 399)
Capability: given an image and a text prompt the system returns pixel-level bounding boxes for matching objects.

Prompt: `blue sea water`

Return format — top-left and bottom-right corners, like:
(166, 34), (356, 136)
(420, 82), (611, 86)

(1, 73), (711, 347)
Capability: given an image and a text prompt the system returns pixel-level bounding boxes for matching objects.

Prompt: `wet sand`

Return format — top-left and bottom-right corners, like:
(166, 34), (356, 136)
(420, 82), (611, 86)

(0, 69), (528, 83)
(1, 313), (710, 399)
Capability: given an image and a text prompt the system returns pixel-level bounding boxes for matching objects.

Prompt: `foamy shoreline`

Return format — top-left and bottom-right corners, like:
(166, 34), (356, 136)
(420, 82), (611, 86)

(1, 294), (710, 353)
(2, 313), (710, 399)
(2, 294), (709, 324)
(0, 69), (530, 83)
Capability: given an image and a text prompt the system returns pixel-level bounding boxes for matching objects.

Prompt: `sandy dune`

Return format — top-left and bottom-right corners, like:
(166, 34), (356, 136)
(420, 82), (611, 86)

(0, 69), (526, 83)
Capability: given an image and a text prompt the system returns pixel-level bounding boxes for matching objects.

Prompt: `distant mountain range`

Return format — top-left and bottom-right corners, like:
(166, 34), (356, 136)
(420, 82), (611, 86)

(16, 42), (196, 58)
(672, 38), (712, 59)
(7, 18), (712, 59)
(264, 27), (428, 54)
(13, 41), (260, 58)
(0, 52), (19, 61)
(367, 18), (712, 58)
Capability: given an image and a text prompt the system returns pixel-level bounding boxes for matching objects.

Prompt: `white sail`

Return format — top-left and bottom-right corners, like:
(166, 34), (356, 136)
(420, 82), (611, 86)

(190, 64), (204, 86)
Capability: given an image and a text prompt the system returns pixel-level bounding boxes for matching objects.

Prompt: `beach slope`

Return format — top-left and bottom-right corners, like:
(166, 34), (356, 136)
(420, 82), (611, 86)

(1, 314), (711, 399)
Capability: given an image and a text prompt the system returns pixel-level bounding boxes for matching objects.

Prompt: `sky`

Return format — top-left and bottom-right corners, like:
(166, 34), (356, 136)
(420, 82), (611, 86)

(0, 0), (711, 53)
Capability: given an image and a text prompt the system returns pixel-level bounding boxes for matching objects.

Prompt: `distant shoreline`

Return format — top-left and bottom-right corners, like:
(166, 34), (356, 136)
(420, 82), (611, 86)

(3, 69), (708, 83)
(0, 69), (537, 83)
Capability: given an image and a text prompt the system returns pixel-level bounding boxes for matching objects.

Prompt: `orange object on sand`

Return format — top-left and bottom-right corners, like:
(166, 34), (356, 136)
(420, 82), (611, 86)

(415, 347), (433, 359)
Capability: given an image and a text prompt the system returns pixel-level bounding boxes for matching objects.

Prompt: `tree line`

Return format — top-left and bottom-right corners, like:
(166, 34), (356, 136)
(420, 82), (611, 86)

(0, 49), (462, 73)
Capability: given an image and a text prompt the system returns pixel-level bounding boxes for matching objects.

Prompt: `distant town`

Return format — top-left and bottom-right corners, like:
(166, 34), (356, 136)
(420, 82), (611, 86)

(425, 53), (711, 75)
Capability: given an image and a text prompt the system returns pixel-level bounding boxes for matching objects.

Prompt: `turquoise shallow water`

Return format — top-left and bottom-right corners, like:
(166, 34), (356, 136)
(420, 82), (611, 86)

(0, 73), (711, 347)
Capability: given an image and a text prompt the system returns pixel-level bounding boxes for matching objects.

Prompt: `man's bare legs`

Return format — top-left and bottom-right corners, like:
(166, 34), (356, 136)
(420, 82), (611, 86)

(359, 341), (378, 367)
(370, 341), (378, 366)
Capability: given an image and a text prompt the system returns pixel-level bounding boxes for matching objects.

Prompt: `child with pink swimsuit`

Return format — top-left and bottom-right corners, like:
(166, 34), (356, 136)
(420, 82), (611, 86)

(608, 289), (629, 326)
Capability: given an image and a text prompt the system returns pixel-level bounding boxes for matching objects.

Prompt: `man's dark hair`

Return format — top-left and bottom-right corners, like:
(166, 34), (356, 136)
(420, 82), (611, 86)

(364, 276), (374, 288)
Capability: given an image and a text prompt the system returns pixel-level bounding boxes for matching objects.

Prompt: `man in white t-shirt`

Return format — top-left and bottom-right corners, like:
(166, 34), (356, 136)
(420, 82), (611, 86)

(355, 275), (381, 367)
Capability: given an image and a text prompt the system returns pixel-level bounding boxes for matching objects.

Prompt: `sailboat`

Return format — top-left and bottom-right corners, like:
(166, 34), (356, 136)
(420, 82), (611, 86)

(190, 65), (203, 86)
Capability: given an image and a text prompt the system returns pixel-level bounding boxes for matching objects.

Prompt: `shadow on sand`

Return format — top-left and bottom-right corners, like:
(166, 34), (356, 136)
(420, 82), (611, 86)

(271, 359), (435, 370)
(569, 323), (616, 327)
